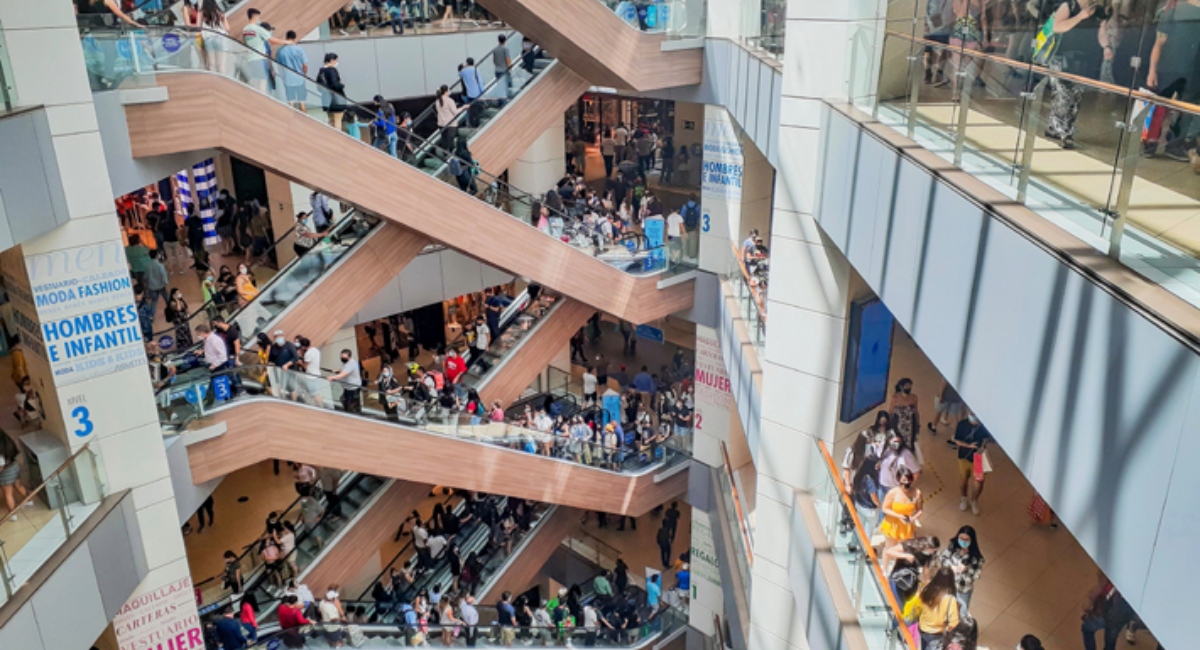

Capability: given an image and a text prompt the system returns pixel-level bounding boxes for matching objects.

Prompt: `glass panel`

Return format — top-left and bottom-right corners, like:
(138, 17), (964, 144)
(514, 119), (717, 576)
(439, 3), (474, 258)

(713, 461), (751, 597)
(156, 364), (692, 472)
(811, 440), (917, 650)
(197, 472), (390, 616)
(458, 291), (564, 391)
(723, 243), (766, 352)
(0, 25), (14, 112)
(597, 0), (705, 37)
(324, 3), (505, 38)
(0, 443), (106, 608)
(78, 26), (692, 279)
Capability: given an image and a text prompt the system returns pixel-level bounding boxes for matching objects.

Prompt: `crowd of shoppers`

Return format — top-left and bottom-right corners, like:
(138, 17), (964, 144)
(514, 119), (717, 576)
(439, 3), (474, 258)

(919, 0), (1200, 168)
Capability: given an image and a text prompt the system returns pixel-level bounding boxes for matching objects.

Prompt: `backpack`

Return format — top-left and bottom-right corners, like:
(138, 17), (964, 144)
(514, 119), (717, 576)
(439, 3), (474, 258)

(681, 202), (699, 228)
(428, 370), (445, 390)
(892, 566), (919, 595)
(448, 156), (464, 177)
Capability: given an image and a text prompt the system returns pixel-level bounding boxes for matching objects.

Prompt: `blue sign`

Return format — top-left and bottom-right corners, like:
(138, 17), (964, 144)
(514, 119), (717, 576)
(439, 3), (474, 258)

(161, 33), (182, 53)
(643, 216), (665, 270)
(158, 335), (175, 351)
(602, 393), (621, 426)
(72, 406), (94, 438)
(116, 38), (133, 59)
(212, 374), (232, 402)
(635, 324), (665, 344)
(182, 383), (208, 404)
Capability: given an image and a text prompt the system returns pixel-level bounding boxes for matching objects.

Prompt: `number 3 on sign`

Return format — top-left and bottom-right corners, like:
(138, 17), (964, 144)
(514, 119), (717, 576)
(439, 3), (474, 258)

(72, 406), (94, 438)
(701, 214), (711, 233)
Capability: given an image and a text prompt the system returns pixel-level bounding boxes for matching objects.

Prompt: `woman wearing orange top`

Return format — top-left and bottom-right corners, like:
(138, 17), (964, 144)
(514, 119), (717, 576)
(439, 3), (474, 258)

(880, 466), (922, 556)
(235, 264), (258, 306)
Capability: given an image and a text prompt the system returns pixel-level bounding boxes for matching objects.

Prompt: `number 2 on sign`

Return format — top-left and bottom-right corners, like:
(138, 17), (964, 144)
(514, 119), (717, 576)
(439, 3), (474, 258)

(694, 413), (703, 431)
(72, 406), (94, 438)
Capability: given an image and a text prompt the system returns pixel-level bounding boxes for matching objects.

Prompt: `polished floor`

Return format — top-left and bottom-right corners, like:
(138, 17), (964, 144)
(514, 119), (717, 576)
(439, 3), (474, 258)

(832, 328), (1162, 650)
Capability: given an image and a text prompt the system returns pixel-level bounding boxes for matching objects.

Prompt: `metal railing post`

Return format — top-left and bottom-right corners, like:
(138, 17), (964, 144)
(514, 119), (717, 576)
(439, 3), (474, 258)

(0, 540), (14, 599)
(1017, 77), (1049, 203)
(1107, 100), (1152, 258)
(953, 64), (979, 167)
(905, 53), (922, 139)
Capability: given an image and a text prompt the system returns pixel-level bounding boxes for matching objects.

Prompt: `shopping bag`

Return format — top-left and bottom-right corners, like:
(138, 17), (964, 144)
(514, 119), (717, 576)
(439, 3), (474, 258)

(980, 449), (994, 473)
(972, 452), (985, 482)
(1028, 493), (1052, 524)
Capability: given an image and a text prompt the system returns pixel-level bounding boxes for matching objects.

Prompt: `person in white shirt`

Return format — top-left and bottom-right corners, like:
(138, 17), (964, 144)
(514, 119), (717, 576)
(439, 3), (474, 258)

(471, 319), (490, 370)
(427, 533), (448, 560)
(197, 324), (229, 371)
(298, 337), (323, 407)
(534, 409), (553, 433)
(614, 123), (629, 147)
(328, 349), (362, 413)
(582, 366), (598, 404)
(665, 211), (685, 264)
(413, 520), (432, 567)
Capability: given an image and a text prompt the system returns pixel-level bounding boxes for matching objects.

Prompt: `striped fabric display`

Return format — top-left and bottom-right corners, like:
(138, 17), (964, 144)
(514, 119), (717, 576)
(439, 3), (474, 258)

(193, 159), (220, 245)
(175, 169), (192, 213)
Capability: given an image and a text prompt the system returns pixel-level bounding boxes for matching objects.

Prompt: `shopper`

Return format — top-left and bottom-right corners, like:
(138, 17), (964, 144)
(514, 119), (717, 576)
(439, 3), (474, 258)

(952, 412), (992, 515)
(459, 57), (484, 103)
(491, 34), (511, 101)
(889, 378), (921, 451)
(215, 606), (248, 650)
(1040, 0), (1107, 149)
(460, 595), (480, 647)
(328, 349), (363, 413)
(936, 525), (984, 615)
(197, 1), (232, 76)
(928, 380), (966, 434)
(235, 263), (257, 306)
(879, 466), (922, 554)
(293, 210), (328, 258)
(316, 53), (347, 130)
(1080, 576), (1135, 650)
(435, 85), (461, 152)
(372, 95), (399, 157)
(1145, 0), (1200, 162)
(240, 8), (286, 94)
(275, 31), (310, 112)
(916, 567), (960, 649)
(267, 329), (301, 400)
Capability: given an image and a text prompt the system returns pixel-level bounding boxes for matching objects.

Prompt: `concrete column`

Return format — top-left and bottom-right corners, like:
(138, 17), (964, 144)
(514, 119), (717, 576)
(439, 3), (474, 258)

(0, 1), (200, 647)
(745, 3), (886, 650)
(508, 126), (565, 221)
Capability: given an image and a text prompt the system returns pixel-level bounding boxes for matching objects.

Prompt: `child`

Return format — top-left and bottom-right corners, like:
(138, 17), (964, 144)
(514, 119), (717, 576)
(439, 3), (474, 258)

(344, 111), (361, 142)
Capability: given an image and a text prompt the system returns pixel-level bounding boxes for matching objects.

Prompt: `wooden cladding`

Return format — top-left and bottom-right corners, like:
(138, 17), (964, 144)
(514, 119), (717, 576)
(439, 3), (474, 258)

(478, 298), (593, 406)
(274, 224), (429, 347)
(227, 0), (349, 40)
(476, 0), (702, 91)
(471, 63), (592, 173)
(125, 73), (693, 323)
(187, 401), (688, 515)
(301, 480), (431, 593)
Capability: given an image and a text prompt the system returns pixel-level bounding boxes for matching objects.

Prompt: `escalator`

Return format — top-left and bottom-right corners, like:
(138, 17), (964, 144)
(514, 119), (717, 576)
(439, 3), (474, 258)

(165, 363), (689, 515)
(477, 0), (703, 91)
(97, 27), (695, 323)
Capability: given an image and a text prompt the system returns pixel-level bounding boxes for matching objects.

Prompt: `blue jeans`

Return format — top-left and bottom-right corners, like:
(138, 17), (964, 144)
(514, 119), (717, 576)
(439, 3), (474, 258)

(388, 132), (399, 157)
(956, 590), (972, 615)
(1081, 616), (1120, 650)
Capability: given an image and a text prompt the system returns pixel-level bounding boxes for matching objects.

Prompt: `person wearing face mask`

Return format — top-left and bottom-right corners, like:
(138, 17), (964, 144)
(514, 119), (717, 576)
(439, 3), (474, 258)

(377, 364), (403, 420)
(889, 378), (921, 451)
(952, 412), (992, 516)
(164, 288), (193, 348)
(327, 349), (362, 413)
(267, 329), (300, 400)
(879, 466), (922, 556)
(935, 525), (983, 615)
(235, 264), (258, 306)
(876, 432), (920, 529)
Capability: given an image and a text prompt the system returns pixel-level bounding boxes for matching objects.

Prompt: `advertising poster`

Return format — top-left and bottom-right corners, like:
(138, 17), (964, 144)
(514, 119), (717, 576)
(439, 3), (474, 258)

(699, 107), (745, 273)
(113, 576), (203, 650)
(688, 510), (723, 635)
(23, 242), (146, 386)
(693, 325), (732, 466)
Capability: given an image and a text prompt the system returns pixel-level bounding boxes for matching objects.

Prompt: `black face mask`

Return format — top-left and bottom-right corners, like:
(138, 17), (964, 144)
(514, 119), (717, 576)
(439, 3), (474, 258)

(341, 356), (350, 363)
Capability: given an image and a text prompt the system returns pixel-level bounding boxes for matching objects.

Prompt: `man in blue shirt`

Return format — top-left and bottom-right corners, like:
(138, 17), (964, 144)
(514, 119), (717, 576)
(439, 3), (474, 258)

(646, 574), (661, 609)
(459, 57), (484, 102)
(496, 591), (517, 646)
(275, 31), (310, 111)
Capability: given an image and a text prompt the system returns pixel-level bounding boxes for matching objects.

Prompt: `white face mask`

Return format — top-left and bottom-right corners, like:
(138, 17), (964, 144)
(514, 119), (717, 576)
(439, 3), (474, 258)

(275, 337), (285, 345)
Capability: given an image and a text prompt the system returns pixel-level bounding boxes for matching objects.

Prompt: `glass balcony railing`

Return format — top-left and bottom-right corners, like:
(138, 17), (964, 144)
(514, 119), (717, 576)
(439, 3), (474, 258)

(864, 6), (1200, 310)
(156, 363), (691, 473)
(79, 26), (690, 279)
(715, 443), (752, 595)
(597, 0), (705, 37)
(811, 439), (917, 650)
(724, 243), (766, 351)
(0, 442), (106, 608)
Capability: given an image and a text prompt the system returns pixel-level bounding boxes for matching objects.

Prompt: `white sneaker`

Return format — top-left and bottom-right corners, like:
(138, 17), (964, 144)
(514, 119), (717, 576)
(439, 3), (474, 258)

(339, 28), (349, 35)
(959, 497), (968, 511)
(970, 501), (980, 516)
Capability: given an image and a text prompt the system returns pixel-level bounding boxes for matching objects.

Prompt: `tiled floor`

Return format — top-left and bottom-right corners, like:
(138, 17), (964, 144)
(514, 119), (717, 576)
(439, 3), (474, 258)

(832, 329), (1162, 650)
(574, 504), (693, 592)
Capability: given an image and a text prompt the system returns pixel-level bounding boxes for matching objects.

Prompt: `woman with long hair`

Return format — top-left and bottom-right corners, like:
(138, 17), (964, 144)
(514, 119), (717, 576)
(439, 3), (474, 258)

(199, 0), (232, 76)
(889, 378), (921, 451)
(235, 263), (258, 306)
(164, 288), (193, 347)
(879, 466), (922, 555)
(936, 525), (984, 615)
(434, 85), (461, 152)
(917, 567), (960, 649)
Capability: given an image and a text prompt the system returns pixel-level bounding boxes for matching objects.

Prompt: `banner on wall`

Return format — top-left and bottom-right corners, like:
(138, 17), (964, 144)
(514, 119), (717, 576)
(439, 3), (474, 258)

(688, 510), (723, 635)
(19, 243), (146, 386)
(693, 325), (732, 465)
(698, 107), (745, 273)
(113, 576), (204, 650)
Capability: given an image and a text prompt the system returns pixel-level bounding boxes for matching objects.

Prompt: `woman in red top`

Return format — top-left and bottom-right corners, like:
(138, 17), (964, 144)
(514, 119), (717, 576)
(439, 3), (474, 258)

(278, 595), (312, 629)
(239, 593), (260, 644)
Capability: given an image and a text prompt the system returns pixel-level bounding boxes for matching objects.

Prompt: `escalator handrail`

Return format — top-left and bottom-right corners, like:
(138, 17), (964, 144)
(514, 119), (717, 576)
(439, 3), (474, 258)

(159, 364), (691, 477)
(352, 490), (461, 601)
(86, 26), (684, 276)
(406, 29), (520, 135)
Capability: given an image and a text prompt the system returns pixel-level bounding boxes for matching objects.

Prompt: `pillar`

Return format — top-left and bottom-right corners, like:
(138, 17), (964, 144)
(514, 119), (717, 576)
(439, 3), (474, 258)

(508, 126), (565, 221)
(0, 1), (200, 647)
(744, 3), (889, 650)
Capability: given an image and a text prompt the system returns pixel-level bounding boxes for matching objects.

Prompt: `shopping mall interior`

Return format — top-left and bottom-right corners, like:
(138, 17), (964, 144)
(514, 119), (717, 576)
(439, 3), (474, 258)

(0, 0), (1195, 649)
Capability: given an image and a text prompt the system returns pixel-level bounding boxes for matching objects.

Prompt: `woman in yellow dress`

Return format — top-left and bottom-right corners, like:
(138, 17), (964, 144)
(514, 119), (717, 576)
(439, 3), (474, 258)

(880, 466), (922, 557)
(235, 264), (259, 306)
